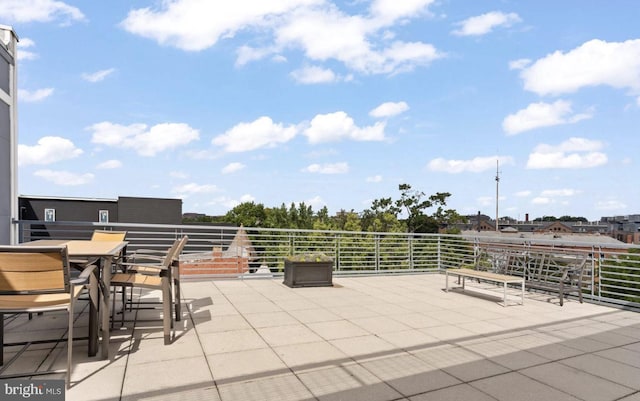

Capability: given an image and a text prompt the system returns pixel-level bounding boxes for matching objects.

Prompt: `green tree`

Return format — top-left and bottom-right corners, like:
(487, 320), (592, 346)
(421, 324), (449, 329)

(395, 184), (453, 233)
(313, 206), (335, 230)
(558, 215), (589, 222)
(332, 209), (361, 231)
(224, 202), (267, 227)
(361, 197), (403, 232)
(264, 203), (289, 228)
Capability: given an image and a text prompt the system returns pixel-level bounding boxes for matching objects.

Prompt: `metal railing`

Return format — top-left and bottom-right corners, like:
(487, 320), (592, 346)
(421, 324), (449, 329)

(13, 220), (640, 309)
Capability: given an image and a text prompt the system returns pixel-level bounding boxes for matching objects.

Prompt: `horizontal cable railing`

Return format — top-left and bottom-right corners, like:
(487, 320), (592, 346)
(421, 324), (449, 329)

(12, 220), (640, 309)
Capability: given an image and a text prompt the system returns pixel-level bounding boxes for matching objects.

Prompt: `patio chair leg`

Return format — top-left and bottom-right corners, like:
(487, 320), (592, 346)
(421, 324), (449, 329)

(67, 297), (74, 389)
(121, 286), (126, 326)
(163, 279), (171, 345)
(1, 313), (4, 366)
(111, 287), (116, 329)
(174, 278), (181, 322)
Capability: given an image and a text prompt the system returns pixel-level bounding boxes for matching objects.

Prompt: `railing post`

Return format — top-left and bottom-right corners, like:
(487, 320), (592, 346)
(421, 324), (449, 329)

(375, 234), (380, 272)
(437, 236), (441, 271)
(597, 246), (603, 304)
(336, 234), (340, 271)
(408, 236), (413, 270)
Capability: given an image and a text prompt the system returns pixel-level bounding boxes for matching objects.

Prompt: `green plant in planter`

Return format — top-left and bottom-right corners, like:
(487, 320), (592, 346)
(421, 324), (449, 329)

(284, 252), (334, 288)
(285, 253), (333, 263)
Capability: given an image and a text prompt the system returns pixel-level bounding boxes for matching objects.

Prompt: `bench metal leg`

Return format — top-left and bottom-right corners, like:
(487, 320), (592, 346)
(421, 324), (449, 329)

(521, 280), (525, 305)
(445, 271), (449, 292)
(503, 282), (507, 306)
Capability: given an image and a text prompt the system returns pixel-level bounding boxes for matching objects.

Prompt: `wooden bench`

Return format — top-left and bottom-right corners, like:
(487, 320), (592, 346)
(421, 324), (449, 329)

(445, 268), (525, 306)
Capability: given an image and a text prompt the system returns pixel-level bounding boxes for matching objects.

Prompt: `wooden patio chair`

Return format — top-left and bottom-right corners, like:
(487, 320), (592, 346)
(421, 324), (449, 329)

(0, 245), (96, 389)
(91, 230), (127, 242)
(121, 236), (188, 322)
(110, 237), (187, 344)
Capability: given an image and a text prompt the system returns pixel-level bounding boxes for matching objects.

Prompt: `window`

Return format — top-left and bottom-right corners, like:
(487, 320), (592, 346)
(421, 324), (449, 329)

(99, 210), (109, 223)
(44, 208), (56, 222)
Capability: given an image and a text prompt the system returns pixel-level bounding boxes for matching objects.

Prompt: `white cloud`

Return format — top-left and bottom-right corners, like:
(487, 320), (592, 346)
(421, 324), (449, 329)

(427, 155), (514, 173)
(96, 160), (122, 169)
(595, 199), (627, 211)
(503, 100), (591, 135)
(222, 162), (246, 174)
(520, 39), (640, 96)
(540, 189), (580, 197)
(239, 194), (256, 203)
(515, 190), (531, 197)
(185, 149), (217, 160)
(0, 0), (85, 24)
(530, 188), (580, 207)
(209, 194), (255, 209)
(170, 171), (189, 179)
(213, 116), (298, 152)
(18, 88), (54, 102)
(290, 66), (338, 84)
(369, 0), (435, 24)
(526, 137), (608, 169)
(305, 195), (326, 209)
(18, 136), (83, 166)
(508, 58), (530, 70)
(477, 196), (493, 207)
(82, 68), (116, 83)
(366, 175), (383, 183)
(89, 121), (200, 156)
(121, 0), (443, 76)
(304, 111), (386, 143)
(531, 197), (552, 205)
(236, 45), (278, 66)
(17, 38), (35, 48)
(369, 101), (409, 118)
(17, 50), (38, 61)
(17, 38), (38, 61)
(302, 162), (349, 174)
(452, 11), (521, 36)
(121, 0), (321, 51)
(34, 170), (94, 186)
(172, 183), (218, 198)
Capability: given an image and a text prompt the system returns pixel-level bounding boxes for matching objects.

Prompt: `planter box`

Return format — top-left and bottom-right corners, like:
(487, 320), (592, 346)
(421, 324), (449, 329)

(283, 260), (333, 288)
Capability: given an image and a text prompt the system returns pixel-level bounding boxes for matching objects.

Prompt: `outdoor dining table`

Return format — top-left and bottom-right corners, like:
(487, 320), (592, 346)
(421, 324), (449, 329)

(21, 239), (128, 358)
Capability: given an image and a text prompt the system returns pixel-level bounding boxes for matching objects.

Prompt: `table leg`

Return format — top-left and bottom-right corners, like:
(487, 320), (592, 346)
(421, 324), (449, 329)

(88, 270), (99, 357)
(101, 256), (112, 359)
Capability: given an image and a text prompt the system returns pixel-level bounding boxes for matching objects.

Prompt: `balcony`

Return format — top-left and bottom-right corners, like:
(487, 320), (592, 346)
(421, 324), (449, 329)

(3, 221), (640, 400)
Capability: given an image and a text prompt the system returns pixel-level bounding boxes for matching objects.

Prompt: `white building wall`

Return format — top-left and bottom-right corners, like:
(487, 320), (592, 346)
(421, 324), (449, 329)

(0, 26), (18, 245)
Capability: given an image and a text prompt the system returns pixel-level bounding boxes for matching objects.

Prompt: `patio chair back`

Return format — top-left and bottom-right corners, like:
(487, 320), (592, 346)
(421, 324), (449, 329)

(0, 245), (89, 388)
(91, 230), (127, 242)
(0, 246), (70, 294)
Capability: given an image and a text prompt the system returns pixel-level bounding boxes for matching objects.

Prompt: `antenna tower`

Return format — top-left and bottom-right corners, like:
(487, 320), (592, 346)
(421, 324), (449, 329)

(495, 160), (500, 232)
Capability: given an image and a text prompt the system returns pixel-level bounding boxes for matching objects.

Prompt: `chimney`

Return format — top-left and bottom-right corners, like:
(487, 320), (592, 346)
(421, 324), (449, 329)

(525, 213), (529, 223)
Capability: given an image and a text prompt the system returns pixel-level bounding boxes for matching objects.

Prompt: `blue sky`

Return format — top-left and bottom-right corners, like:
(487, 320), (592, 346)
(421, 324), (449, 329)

(4, 0), (640, 221)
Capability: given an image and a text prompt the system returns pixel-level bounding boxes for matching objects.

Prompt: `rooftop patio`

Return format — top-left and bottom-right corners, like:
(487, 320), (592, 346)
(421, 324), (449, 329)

(3, 273), (639, 401)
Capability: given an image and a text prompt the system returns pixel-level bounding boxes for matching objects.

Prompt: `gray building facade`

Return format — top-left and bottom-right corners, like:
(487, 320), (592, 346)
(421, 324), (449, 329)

(19, 196), (183, 225)
(0, 26), (18, 245)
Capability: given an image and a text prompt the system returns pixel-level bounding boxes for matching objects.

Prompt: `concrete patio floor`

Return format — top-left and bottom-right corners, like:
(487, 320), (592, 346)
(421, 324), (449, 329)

(2, 273), (640, 401)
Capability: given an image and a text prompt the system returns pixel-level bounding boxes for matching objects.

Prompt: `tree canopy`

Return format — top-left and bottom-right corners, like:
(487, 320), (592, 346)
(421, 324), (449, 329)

(187, 183), (465, 233)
